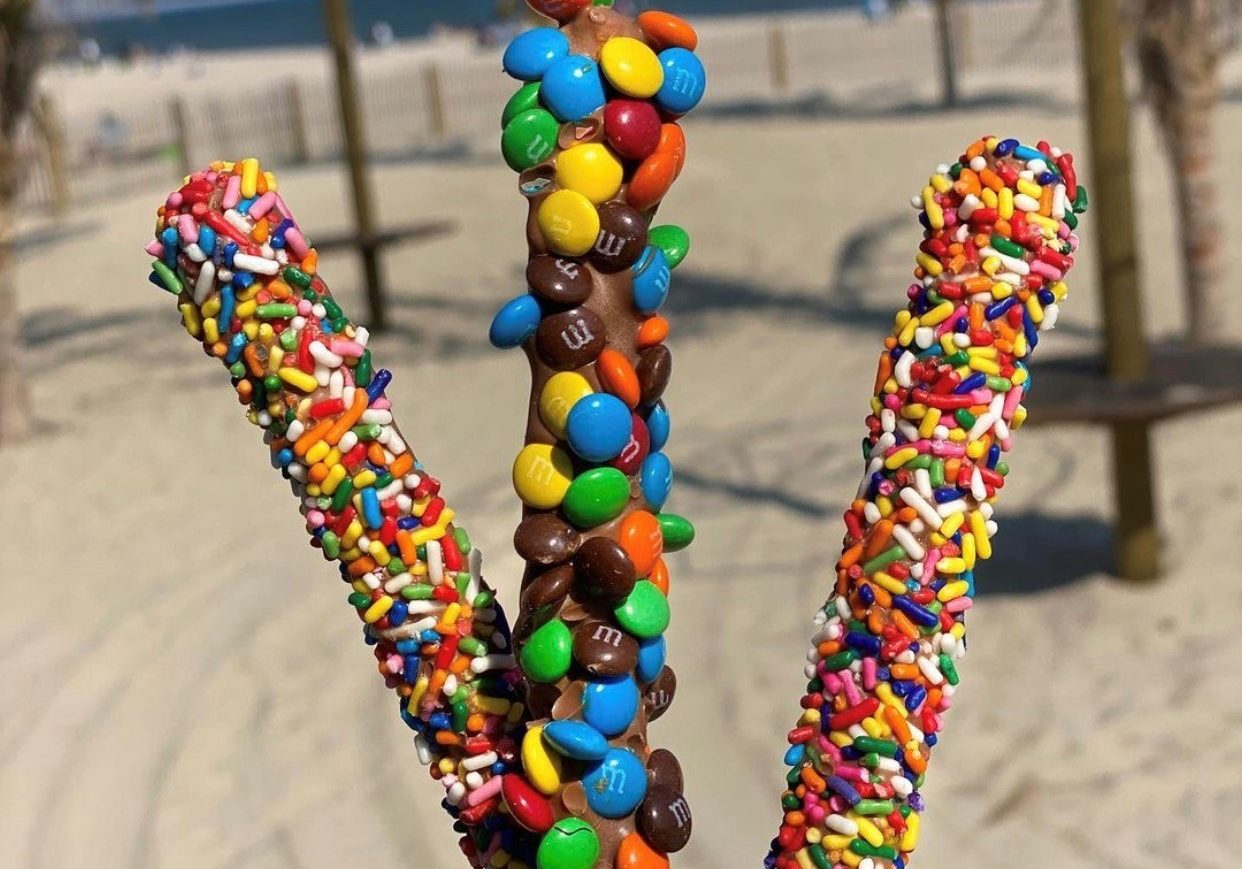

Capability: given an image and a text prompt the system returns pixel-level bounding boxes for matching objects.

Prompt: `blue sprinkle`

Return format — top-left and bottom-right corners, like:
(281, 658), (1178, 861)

(224, 331), (247, 365)
(1013, 144), (1044, 161)
(985, 296), (1018, 320)
(198, 225), (216, 255)
(218, 284), (235, 331)
(160, 227), (179, 266)
(223, 241), (238, 268)
(388, 600), (408, 627)
(892, 594), (938, 627)
(366, 369), (393, 403)
(994, 138), (1019, 157)
(844, 631), (881, 657)
(275, 447), (294, 468)
(1037, 288), (1056, 306)
(987, 443), (1001, 469)
(933, 486), (961, 504)
(360, 487), (383, 529)
(954, 372), (987, 394)
(906, 685), (927, 712)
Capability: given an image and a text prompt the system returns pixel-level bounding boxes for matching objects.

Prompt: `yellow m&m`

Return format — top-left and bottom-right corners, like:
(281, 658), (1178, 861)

(512, 442), (574, 508)
(555, 143), (624, 205)
(537, 189), (601, 256)
(600, 36), (664, 98)
(539, 371), (594, 439)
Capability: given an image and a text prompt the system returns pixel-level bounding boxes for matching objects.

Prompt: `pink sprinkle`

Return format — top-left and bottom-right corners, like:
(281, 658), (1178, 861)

(297, 298), (314, 316)
(1002, 385), (1024, 421)
(145, 239), (165, 257)
(372, 397), (392, 410)
(285, 226), (310, 258)
(1030, 259), (1062, 281)
(921, 549), (940, 583)
(222, 174), (242, 209)
(274, 195), (293, 219)
(861, 656), (877, 691)
(248, 191), (278, 219)
(968, 388), (992, 405)
(840, 675), (862, 706)
(166, 192), (183, 209)
(329, 339), (365, 358)
(935, 305), (968, 338)
(306, 509), (325, 527)
(931, 441), (966, 457)
(836, 764), (868, 783)
(465, 774), (503, 807)
(822, 671), (842, 695)
(944, 597), (972, 614)
(807, 805), (827, 823)
(177, 213), (199, 243)
(828, 795), (848, 813)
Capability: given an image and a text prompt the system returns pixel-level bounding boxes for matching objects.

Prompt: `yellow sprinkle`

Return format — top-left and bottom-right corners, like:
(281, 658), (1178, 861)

(893, 309), (913, 336)
(919, 407), (942, 439)
(937, 557), (967, 574)
(938, 580), (970, 602)
(410, 525), (446, 547)
(841, 848), (863, 867)
(981, 255), (1001, 276)
(853, 815), (884, 847)
(920, 300), (955, 326)
(971, 510), (993, 559)
(368, 539), (391, 566)
(860, 717), (883, 738)
(353, 469), (378, 489)
(178, 303), (201, 337)
(240, 157), (260, 198)
(1051, 281), (1069, 301)
(875, 683), (907, 715)
(929, 172), (952, 194)
(962, 530), (977, 569)
(828, 731), (853, 748)
(966, 439), (987, 460)
(901, 810), (921, 852)
(363, 595), (393, 623)
(872, 572), (907, 596)
(410, 675), (429, 709)
(341, 519), (364, 548)
(242, 321), (260, 340)
(981, 187), (998, 208)
(885, 447), (920, 469)
(1016, 178), (1042, 199)
(794, 849), (816, 869)
(969, 356), (1001, 375)
(922, 186), (944, 230)
(1026, 294), (1045, 325)
(234, 299), (257, 319)
(202, 317), (219, 344)
(915, 251), (943, 277)
(305, 483), (321, 497)
(876, 496), (893, 518)
(948, 428), (966, 442)
(279, 367), (318, 392)
(267, 346), (284, 372)
(822, 835), (854, 851)
(305, 440), (331, 465)
(898, 316), (920, 347)
(950, 622), (966, 640)
(263, 170), (278, 192)
(990, 281), (1012, 300)
(998, 186), (1014, 219)
(321, 464), (348, 495)
(474, 696), (511, 716)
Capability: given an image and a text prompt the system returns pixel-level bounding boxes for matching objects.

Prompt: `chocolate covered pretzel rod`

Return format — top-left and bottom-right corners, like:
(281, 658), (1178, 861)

(488, 3), (704, 867)
(144, 161), (534, 867)
(767, 137), (1088, 869)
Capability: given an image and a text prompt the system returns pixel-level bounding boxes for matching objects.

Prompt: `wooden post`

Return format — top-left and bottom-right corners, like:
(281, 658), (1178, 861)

(323, 0), (387, 331)
(286, 80), (311, 164)
(35, 94), (69, 216)
(934, 0), (959, 108)
(1077, 0), (1160, 581)
(169, 95), (193, 179)
(769, 24), (789, 94)
(423, 62), (447, 139)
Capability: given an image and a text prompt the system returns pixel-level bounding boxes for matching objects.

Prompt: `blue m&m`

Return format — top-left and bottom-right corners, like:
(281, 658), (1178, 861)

(489, 294), (542, 348)
(655, 47), (706, 115)
(566, 393), (633, 462)
(645, 401), (670, 452)
(582, 748), (647, 818)
(540, 55), (607, 122)
(543, 719), (610, 761)
(503, 27), (570, 81)
(640, 451), (673, 510)
(582, 675), (640, 737)
(631, 245), (671, 313)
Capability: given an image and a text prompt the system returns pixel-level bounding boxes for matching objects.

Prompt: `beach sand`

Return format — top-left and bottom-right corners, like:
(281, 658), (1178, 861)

(4, 49), (1242, 868)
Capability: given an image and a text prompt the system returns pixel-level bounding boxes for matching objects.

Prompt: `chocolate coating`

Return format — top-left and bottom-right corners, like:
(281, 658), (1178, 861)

(636, 344), (672, 405)
(590, 202), (648, 273)
(515, 513), (581, 565)
(572, 619), (640, 676)
(572, 536), (638, 601)
(527, 254), (593, 306)
(535, 306), (607, 370)
(638, 785), (693, 852)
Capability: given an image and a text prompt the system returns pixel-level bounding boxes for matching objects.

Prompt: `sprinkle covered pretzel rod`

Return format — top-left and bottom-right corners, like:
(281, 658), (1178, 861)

(487, 2), (704, 867)
(767, 137), (1088, 869)
(145, 161), (534, 866)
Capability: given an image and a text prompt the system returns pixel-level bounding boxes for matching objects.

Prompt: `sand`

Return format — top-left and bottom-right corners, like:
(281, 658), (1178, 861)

(4, 18), (1242, 868)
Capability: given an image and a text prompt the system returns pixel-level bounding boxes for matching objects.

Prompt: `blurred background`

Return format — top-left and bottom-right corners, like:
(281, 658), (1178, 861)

(2, 0), (1241, 867)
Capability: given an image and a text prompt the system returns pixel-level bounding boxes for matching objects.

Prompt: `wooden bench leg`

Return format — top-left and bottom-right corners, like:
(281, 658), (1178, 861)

(1110, 419), (1161, 581)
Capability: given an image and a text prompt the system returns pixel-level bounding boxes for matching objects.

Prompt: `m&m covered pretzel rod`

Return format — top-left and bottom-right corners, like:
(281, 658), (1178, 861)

(144, 161), (531, 867)
(489, 2), (703, 867)
(768, 137), (1088, 869)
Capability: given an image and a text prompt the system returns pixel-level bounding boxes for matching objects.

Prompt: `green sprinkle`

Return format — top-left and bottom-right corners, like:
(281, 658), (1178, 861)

(944, 350), (969, 367)
(356, 350), (373, 387)
(989, 234), (1025, 258)
(940, 653), (960, 685)
(455, 527), (472, 554)
(808, 843), (833, 869)
(330, 477), (354, 513)
(321, 531), (340, 559)
(351, 423), (382, 441)
(373, 472), (394, 490)
(996, 461), (1010, 476)
(451, 700), (468, 732)
(263, 374), (281, 394)
(852, 736), (899, 758)
(151, 260), (183, 293)
(402, 584), (434, 600)
(1064, 210), (1079, 230)
(821, 650), (858, 671)
(906, 454), (931, 470)
(459, 637), (486, 657)
(279, 328), (299, 351)
(1073, 185), (1089, 213)
(781, 794), (800, 810)
(861, 545), (906, 575)
(854, 799), (895, 816)
(456, 571), (471, 596)
(323, 298), (343, 320)
(256, 303), (298, 319)
(347, 591), (370, 608)
(929, 458), (945, 487)
(283, 266), (312, 288)
(986, 375), (1012, 392)
(472, 589), (494, 609)
(954, 409), (977, 428)
(386, 557), (406, 576)
(850, 840), (898, 860)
